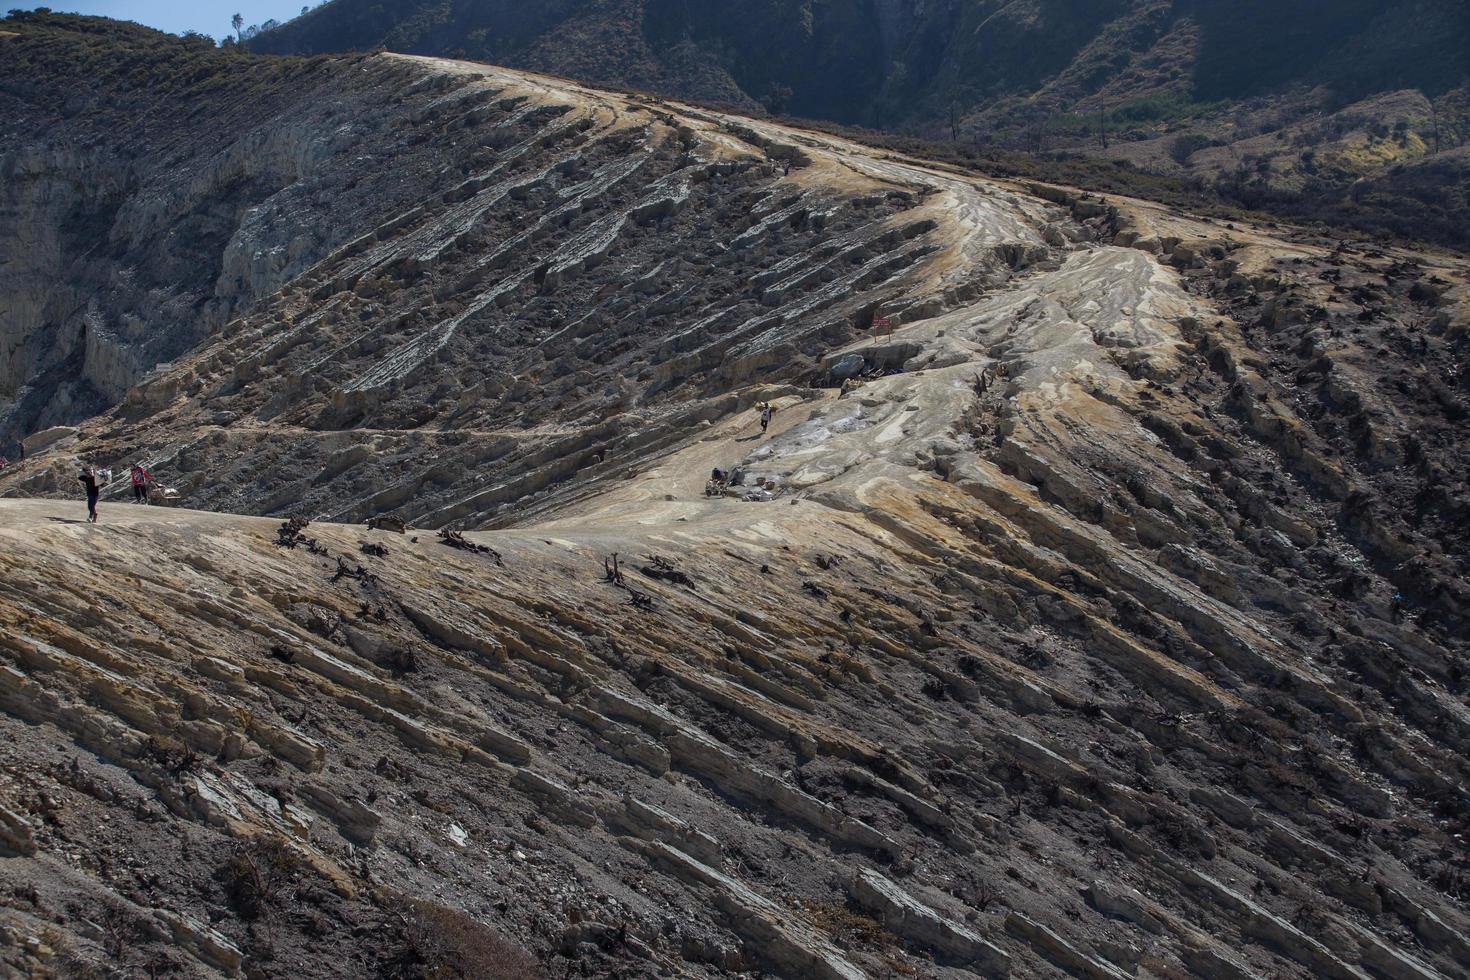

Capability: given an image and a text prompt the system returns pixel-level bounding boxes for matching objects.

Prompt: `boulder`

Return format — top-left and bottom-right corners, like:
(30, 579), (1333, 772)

(827, 352), (866, 384)
(21, 425), (77, 456)
(0, 804), (37, 856)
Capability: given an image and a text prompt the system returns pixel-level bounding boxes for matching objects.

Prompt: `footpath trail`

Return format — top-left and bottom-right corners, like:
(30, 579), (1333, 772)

(0, 497), (278, 534)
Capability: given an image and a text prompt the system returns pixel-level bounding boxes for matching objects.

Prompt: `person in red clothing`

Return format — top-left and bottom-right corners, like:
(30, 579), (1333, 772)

(130, 463), (153, 504)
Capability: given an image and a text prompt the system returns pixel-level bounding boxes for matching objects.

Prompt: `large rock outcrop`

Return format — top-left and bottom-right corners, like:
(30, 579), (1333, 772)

(0, 18), (536, 446)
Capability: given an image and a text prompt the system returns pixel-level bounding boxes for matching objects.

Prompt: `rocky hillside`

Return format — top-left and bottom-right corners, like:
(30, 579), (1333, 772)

(247, 0), (1470, 247)
(0, 15), (472, 448)
(3, 13), (1470, 980)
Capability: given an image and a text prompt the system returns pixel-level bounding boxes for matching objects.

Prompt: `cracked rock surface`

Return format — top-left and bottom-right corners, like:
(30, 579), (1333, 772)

(2, 41), (1470, 980)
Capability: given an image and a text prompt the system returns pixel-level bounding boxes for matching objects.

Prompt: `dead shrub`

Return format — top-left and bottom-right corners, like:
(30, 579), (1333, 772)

(385, 897), (543, 979)
(803, 900), (890, 948)
(218, 837), (305, 921)
(143, 734), (201, 775)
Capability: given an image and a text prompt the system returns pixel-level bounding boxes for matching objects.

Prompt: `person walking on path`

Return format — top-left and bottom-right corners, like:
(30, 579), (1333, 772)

(130, 463), (153, 504)
(760, 403), (775, 435)
(79, 465), (100, 524)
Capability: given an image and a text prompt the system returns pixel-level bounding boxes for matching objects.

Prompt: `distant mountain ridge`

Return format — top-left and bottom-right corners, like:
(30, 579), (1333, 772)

(250, 0), (1470, 130)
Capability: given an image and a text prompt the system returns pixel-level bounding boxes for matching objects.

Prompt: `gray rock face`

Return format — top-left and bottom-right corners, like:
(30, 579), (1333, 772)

(0, 46), (513, 446)
(0, 804), (37, 857)
(852, 869), (1011, 973)
(827, 351), (867, 383)
(1084, 880), (1167, 935)
(19, 425), (76, 456)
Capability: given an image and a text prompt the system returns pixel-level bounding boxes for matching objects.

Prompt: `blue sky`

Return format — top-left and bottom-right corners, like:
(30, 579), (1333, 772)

(15, 1), (316, 40)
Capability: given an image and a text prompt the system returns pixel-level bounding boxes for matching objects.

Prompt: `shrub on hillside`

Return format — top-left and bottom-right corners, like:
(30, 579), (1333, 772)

(1169, 133), (1216, 165)
(384, 897), (543, 980)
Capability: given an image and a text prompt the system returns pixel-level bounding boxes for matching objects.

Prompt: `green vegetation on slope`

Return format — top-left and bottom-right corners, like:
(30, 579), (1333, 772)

(0, 11), (336, 110)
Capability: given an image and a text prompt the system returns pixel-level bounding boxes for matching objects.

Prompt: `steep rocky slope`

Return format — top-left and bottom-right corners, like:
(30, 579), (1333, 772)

(1, 16), (493, 448)
(3, 21), (1470, 980)
(244, 0), (1470, 247)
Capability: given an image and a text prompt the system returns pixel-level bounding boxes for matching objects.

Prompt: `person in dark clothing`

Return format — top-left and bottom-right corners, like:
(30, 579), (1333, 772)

(79, 466), (99, 524)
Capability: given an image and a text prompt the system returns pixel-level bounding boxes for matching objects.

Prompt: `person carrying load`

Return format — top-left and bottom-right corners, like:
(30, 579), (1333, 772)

(131, 463), (154, 504)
